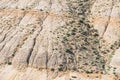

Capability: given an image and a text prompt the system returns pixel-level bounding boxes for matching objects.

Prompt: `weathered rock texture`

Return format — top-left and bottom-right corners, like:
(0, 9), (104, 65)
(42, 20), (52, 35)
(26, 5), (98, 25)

(0, 0), (120, 80)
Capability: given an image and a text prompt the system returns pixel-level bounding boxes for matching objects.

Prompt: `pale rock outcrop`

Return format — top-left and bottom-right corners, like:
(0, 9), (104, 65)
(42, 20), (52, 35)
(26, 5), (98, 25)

(91, 0), (120, 45)
(110, 48), (120, 75)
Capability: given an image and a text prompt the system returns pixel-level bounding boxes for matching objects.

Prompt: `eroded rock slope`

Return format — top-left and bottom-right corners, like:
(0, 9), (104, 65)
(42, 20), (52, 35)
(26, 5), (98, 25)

(0, 0), (120, 80)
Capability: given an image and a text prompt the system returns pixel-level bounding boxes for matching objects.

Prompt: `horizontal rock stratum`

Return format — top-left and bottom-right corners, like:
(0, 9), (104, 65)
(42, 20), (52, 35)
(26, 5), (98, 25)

(0, 0), (120, 80)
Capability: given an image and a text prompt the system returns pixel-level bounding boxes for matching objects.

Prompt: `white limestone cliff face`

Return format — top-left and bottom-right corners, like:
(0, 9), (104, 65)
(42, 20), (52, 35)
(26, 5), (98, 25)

(0, 0), (120, 80)
(91, 0), (120, 45)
